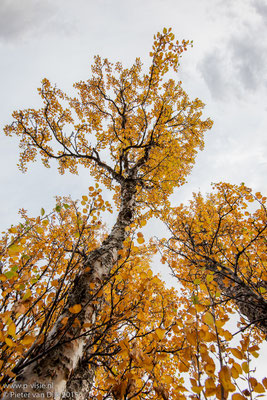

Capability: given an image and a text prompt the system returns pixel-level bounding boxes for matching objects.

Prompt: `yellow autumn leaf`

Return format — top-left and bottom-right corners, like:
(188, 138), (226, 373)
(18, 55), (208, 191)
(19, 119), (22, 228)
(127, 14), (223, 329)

(69, 304), (82, 314)
(204, 358), (215, 374)
(22, 335), (35, 345)
(195, 304), (206, 312)
(241, 362), (249, 374)
(223, 330), (233, 341)
(178, 361), (190, 372)
(164, 375), (173, 384)
(137, 236), (145, 244)
(5, 337), (15, 347)
(253, 383), (265, 393)
(206, 274), (214, 283)
(8, 245), (24, 255)
(205, 377), (216, 390)
(231, 365), (240, 379)
(7, 322), (16, 338)
(140, 271), (147, 280)
(192, 386), (204, 394)
(255, 192), (262, 199)
(155, 328), (165, 340)
(119, 349), (128, 358)
(22, 289), (32, 301)
(147, 269), (153, 278)
(202, 311), (214, 326)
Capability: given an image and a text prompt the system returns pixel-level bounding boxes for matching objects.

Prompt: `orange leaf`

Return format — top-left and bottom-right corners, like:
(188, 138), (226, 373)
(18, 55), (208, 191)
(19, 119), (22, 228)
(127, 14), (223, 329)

(232, 394), (247, 400)
(219, 366), (235, 392)
(61, 317), (69, 326)
(137, 237), (145, 244)
(230, 348), (243, 360)
(69, 304), (82, 314)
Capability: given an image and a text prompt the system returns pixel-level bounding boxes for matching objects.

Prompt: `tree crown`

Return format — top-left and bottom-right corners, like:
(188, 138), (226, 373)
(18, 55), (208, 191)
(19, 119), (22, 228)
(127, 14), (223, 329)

(4, 28), (212, 209)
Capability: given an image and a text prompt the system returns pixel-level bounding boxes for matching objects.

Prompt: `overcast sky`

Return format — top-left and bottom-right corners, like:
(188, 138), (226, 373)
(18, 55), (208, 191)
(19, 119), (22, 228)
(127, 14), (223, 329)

(1, 0), (267, 374)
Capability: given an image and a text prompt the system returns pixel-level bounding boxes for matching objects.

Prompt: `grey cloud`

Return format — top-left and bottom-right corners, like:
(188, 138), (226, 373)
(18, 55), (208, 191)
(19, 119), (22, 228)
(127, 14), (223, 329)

(199, 49), (229, 99)
(0, 0), (74, 42)
(230, 34), (267, 91)
(198, 29), (267, 99)
(252, 0), (267, 21)
(198, 50), (229, 100)
(197, 0), (267, 100)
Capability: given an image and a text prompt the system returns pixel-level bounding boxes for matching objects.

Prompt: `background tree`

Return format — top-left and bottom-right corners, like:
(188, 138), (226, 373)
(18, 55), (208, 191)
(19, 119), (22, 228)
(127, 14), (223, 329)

(1, 28), (212, 398)
(160, 182), (267, 337)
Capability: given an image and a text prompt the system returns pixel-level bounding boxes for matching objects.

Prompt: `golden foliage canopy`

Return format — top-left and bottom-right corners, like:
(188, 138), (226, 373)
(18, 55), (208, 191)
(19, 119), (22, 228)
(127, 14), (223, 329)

(4, 29), (212, 208)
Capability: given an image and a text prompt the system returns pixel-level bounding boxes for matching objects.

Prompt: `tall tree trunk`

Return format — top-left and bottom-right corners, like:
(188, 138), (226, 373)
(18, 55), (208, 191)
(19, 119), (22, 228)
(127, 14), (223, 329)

(62, 357), (96, 400)
(4, 180), (136, 399)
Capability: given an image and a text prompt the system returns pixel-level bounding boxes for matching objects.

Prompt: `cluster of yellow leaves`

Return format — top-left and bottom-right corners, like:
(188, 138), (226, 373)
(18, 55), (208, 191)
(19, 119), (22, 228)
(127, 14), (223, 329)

(158, 182), (267, 399)
(4, 28), (212, 210)
(161, 182), (267, 301)
(0, 184), (266, 399)
(0, 185), (108, 386)
(90, 250), (188, 400)
(75, 222), (266, 400)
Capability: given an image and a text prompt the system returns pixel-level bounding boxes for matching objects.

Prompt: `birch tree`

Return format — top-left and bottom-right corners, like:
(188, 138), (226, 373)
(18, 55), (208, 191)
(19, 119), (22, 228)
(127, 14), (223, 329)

(2, 28), (212, 398)
(160, 182), (267, 337)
